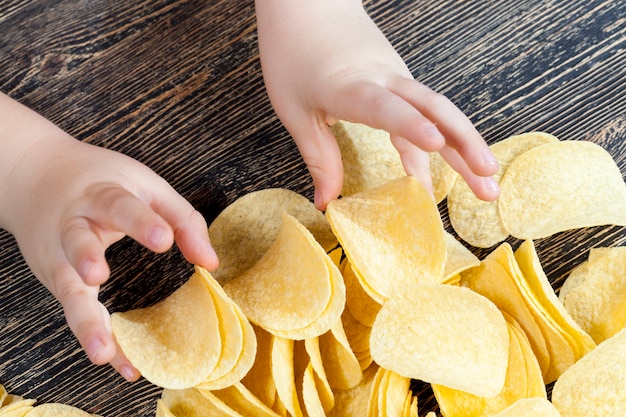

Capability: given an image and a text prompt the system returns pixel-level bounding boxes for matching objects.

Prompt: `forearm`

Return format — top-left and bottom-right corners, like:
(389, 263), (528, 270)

(0, 93), (73, 232)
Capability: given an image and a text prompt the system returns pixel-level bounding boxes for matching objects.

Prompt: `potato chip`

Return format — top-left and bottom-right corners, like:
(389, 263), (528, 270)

(318, 319), (362, 390)
(341, 258), (381, 328)
(0, 385), (7, 407)
(552, 328), (626, 416)
(340, 307), (373, 370)
(443, 232), (480, 280)
(499, 140), (626, 239)
(241, 324), (276, 408)
(303, 338), (335, 412)
(559, 246), (626, 344)
(381, 369), (412, 417)
(155, 399), (176, 417)
(460, 254), (551, 378)
(301, 363), (326, 417)
(0, 399), (35, 417)
(161, 387), (236, 416)
(111, 269), (222, 389)
(203, 383), (280, 417)
(224, 213), (345, 339)
(23, 404), (98, 417)
(478, 241), (594, 384)
(511, 241), (596, 379)
(209, 188), (337, 284)
(448, 132), (559, 247)
(330, 121), (457, 203)
(327, 365), (379, 417)
(433, 314), (545, 417)
(270, 336), (303, 417)
(429, 152), (458, 203)
(491, 398), (561, 416)
(195, 268), (257, 391)
(326, 176), (447, 303)
(329, 120), (404, 197)
(370, 283), (509, 397)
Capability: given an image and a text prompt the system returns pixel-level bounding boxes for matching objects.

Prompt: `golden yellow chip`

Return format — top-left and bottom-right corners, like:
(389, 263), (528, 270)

(329, 120), (404, 197)
(433, 314), (546, 417)
(209, 188), (337, 284)
(0, 399), (35, 417)
(301, 363), (326, 417)
(460, 255), (551, 378)
(326, 176), (447, 303)
(22, 404), (98, 417)
(155, 399), (176, 417)
(341, 259), (381, 328)
(330, 121), (457, 202)
(111, 270), (222, 389)
(327, 365), (379, 417)
(340, 307), (372, 370)
(552, 328), (626, 416)
(499, 140), (626, 239)
(303, 338), (334, 412)
(443, 232), (480, 280)
(195, 267), (257, 391)
(270, 336), (303, 417)
(161, 388), (234, 416)
(491, 398), (561, 416)
(559, 246), (626, 344)
(429, 152), (458, 203)
(224, 213), (345, 339)
(370, 283), (509, 397)
(318, 319), (362, 390)
(240, 324), (276, 408)
(448, 132), (559, 247)
(203, 383), (280, 417)
(514, 240), (596, 349)
(380, 369), (412, 417)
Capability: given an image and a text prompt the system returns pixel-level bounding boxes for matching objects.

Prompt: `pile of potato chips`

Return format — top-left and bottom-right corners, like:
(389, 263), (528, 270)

(0, 383), (99, 416)
(109, 122), (626, 416)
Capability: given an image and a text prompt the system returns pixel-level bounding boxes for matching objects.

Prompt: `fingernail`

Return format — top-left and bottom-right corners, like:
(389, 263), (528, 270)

(481, 147), (499, 168)
(423, 124), (445, 141)
(120, 364), (137, 382)
(86, 337), (104, 363)
(147, 226), (166, 248)
(484, 176), (500, 193)
(78, 259), (93, 279)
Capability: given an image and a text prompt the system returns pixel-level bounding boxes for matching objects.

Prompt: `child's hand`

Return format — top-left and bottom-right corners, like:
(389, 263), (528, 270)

(0, 94), (219, 381)
(255, 0), (500, 209)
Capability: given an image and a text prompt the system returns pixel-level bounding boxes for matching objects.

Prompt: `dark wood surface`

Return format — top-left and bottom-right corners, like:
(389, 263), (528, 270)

(0, 0), (624, 416)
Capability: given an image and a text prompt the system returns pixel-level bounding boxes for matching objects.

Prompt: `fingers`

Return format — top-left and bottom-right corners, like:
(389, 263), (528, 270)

(387, 76), (499, 179)
(326, 80), (446, 153)
(284, 116), (344, 210)
(439, 146), (501, 201)
(52, 264), (139, 381)
(390, 135), (434, 196)
(149, 194), (220, 271)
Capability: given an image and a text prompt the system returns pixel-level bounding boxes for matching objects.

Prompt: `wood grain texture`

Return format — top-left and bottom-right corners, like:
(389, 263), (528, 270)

(0, 0), (624, 416)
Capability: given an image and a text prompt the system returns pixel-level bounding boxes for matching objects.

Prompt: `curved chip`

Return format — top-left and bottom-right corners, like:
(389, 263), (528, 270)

(209, 188), (337, 284)
(326, 176), (447, 303)
(195, 267), (257, 391)
(370, 283), (509, 397)
(224, 213), (345, 339)
(498, 140), (626, 240)
(559, 246), (626, 344)
(552, 328), (626, 416)
(448, 131), (559, 248)
(111, 270), (222, 389)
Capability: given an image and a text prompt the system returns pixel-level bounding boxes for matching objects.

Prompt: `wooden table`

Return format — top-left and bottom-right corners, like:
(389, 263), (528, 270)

(0, 0), (624, 416)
